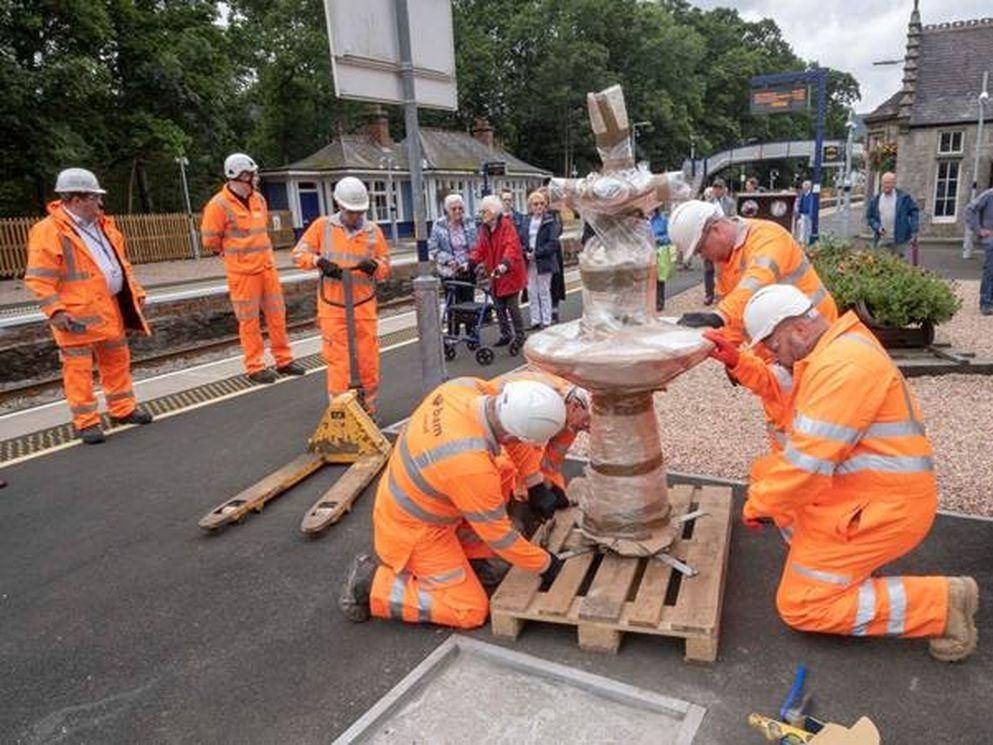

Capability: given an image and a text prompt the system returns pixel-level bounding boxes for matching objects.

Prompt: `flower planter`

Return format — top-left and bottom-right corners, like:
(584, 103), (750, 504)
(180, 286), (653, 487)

(855, 300), (935, 349)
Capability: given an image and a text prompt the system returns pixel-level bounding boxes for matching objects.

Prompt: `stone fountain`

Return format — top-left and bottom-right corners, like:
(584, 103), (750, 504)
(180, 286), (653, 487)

(525, 85), (711, 556)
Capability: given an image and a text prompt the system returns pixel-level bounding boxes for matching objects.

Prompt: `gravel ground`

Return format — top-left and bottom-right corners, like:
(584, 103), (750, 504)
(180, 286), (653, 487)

(570, 279), (993, 517)
(932, 280), (993, 356)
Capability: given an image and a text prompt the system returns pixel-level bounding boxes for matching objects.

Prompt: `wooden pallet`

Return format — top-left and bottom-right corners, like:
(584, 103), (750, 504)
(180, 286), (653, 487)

(490, 484), (733, 662)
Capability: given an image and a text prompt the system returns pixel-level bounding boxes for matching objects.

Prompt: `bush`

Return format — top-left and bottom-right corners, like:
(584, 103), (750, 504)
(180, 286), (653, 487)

(807, 237), (961, 327)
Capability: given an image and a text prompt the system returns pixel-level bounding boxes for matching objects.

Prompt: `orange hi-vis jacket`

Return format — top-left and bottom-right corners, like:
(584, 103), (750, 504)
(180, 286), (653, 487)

(200, 187), (275, 274)
(716, 219), (838, 346)
(745, 311), (936, 529)
(373, 379), (553, 578)
(292, 213), (391, 318)
(26, 202), (149, 347)
(730, 352), (795, 452)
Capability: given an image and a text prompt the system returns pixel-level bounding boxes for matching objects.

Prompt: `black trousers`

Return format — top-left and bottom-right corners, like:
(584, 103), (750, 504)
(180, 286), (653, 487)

(494, 292), (525, 341)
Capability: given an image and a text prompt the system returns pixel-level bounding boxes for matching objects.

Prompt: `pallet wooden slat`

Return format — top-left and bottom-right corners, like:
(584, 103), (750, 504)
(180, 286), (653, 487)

(579, 553), (641, 622)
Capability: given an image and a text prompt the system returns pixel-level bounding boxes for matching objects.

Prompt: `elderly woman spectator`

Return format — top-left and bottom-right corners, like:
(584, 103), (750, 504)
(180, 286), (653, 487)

(521, 190), (561, 330)
(471, 194), (527, 348)
(429, 193), (477, 295)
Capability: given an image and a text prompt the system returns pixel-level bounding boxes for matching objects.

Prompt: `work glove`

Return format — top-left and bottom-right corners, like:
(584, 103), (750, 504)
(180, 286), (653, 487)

(678, 312), (724, 329)
(316, 257), (343, 279)
(539, 552), (564, 590)
(549, 484), (570, 510)
(701, 329), (740, 368)
(356, 258), (378, 276)
(528, 483), (562, 521)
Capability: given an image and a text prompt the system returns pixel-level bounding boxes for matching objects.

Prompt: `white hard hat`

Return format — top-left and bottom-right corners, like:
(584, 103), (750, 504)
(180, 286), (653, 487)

(334, 177), (370, 211)
(224, 153), (259, 179)
(495, 381), (567, 444)
(566, 386), (590, 410)
(743, 284), (813, 346)
(669, 199), (721, 261)
(54, 168), (106, 195)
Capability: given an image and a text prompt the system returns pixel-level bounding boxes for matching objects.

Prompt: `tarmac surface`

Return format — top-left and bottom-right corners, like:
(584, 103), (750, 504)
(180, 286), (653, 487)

(2, 264), (991, 744)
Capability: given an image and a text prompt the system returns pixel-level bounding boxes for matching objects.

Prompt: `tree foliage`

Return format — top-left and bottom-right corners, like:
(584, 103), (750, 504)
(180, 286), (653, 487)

(0, 0), (861, 216)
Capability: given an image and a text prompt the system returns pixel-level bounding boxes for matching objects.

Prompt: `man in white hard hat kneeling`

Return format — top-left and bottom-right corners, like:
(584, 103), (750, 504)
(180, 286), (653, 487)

(25, 168), (154, 444)
(339, 379), (568, 628)
(292, 177), (390, 415)
(201, 153), (304, 384)
(704, 284), (978, 662)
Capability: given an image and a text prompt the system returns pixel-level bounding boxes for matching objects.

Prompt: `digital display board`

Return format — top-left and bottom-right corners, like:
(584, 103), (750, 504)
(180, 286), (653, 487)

(750, 84), (808, 114)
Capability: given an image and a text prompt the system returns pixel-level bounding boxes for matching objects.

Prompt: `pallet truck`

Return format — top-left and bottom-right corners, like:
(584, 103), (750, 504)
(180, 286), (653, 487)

(198, 265), (392, 535)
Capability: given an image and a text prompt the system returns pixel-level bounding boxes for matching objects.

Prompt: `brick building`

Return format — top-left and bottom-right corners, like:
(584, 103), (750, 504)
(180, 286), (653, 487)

(863, 2), (993, 238)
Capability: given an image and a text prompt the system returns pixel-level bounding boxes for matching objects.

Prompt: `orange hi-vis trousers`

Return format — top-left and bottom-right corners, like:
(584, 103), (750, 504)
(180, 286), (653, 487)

(61, 336), (137, 430)
(775, 493), (948, 639)
(228, 267), (293, 374)
(320, 310), (379, 412)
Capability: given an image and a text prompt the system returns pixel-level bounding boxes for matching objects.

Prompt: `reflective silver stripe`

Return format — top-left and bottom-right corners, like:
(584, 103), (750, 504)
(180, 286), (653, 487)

(26, 267), (61, 279)
(61, 346), (92, 358)
(771, 364), (793, 392)
(201, 230), (224, 238)
(388, 572), (408, 620)
(422, 567), (465, 587)
(38, 294), (60, 308)
(808, 286), (827, 308)
(766, 423), (787, 447)
(837, 331), (880, 352)
(74, 315), (102, 325)
(836, 454), (934, 475)
(853, 579), (876, 636)
(464, 504), (507, 523)
(60, 235), (91, 281)
(886, 577), (907, 636)
(740, 276), (762, 291)
(71, 403), (99, 414)
(793, 413), (860, 445)
(783, 443), (835, 475)
(397, 438), (460, 504)
(752, 255), (782, 278)
(489, 529), (522, 550)
(447, 377), (484, 391)
(540, 456), (556, 471)
(782, 257), (811, 285)
(417, 590), (432, 623)
(778, 525), (793, 544)
(225, 244), (270, 254)
(226, 226), (269, 238)
(387, 473), (459, 525)
(106, 390), (135, 402)
(97, 337), (128, 350)
(863, 420), (926, 438)
(790, 562), (850, 586)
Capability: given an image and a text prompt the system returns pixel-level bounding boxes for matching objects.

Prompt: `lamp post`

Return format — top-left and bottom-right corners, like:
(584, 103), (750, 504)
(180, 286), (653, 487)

(963, 71), (989, 260)
(175, 155), (199, 259)
(842, 113), (857, 238)
(379, 151), (399, 252)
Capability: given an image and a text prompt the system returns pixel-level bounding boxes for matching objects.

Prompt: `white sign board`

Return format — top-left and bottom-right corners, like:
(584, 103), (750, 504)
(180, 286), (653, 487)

(324, 0), (458, 111)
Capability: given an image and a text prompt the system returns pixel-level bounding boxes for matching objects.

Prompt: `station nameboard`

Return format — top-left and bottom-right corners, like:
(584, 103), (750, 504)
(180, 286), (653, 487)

(749, 84), (808, 115)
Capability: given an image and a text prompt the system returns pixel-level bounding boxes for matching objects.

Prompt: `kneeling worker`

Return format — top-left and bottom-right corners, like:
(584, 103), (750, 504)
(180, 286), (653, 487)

(707, 284), (978, 661)
(339, 379), (567, 628)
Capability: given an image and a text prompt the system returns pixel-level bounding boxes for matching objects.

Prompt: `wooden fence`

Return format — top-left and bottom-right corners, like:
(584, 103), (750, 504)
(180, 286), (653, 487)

(0, 210), (296, 279)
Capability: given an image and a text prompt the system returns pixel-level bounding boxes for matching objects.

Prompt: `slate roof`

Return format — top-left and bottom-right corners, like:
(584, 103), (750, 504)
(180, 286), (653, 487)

(863, 90), (903, 125)
(911, 19), (993, 127)
(266, 129), (550, 177)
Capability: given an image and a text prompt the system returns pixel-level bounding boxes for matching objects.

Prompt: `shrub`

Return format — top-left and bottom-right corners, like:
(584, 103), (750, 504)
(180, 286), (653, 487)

(807, 236), (961, 327)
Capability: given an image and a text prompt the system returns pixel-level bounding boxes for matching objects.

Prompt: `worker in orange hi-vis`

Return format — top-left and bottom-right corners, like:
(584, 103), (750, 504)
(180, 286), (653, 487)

(338, 379), (569, 628)
(200, 153), (304, 384)
(25, 168), (154, 445)
(707, 284), (978, 662)
(292, 177), (390, 415)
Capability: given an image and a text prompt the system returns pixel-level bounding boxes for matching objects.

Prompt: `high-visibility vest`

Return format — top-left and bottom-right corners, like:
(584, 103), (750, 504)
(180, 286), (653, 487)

(716, 219), (838, 346)
(372, 379), (551, 578)
(200, 187), (274, 274)
(25, 202), (149, 346)
(292, 213), (390, 319)
(748, 312), (936, 525)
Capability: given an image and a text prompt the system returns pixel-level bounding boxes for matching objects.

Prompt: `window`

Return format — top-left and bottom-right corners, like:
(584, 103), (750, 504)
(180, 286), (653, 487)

(933, 161), (960, 219)
(367, 180), (388, 221)
(938, 131), (964, 155)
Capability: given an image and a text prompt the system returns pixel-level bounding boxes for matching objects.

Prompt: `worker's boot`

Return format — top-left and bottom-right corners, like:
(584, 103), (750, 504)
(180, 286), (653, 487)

(929, 576), (979, 662)
(248, 368), (277, 384)
(111, 408), (153, 426)
(77, 425), (105, 445)
(338, 553), (378, 623)
(276, 361), (306, 376)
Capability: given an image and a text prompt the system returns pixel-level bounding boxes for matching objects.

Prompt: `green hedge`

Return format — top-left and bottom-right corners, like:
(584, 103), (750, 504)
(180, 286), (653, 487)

(807, 237), (961, 327)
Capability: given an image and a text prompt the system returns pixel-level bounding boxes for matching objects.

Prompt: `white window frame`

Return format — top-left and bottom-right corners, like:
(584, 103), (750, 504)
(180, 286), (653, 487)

(937, 130), (964, 156)
(932, 160), (961, 223)
(366, 179), (389, 222)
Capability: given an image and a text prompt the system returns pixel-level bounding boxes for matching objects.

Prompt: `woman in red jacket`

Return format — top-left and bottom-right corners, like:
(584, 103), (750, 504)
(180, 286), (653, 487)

(471, 194), (527, 347)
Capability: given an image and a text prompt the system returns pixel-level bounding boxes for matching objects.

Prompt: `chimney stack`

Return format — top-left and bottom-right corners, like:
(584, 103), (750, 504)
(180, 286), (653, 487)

(471, 117), (495, 149)
(366, 106), (392, 148)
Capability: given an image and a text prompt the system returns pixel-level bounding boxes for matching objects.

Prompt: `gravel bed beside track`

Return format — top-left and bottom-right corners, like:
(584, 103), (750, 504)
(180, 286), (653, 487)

(570, 278), (993, 517)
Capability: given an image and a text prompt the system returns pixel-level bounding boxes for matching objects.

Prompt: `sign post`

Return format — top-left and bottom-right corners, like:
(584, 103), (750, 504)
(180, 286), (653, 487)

(324, 0), (457, 393)
(750, 68), (828, 242)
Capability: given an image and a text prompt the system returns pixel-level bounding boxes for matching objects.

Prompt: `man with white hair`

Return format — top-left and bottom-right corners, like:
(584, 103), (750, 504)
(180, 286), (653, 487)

(471, 193), (527, 348)
(867, 171), (919, 259)
(793, 179), (815, 246)
(339, 378), (568, 628)
(25, 168), (154, 444)
(703, 284), (977, 662)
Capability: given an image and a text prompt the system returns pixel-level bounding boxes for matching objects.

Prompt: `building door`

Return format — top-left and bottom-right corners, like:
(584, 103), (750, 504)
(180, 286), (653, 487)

(299, 182), (321, 228)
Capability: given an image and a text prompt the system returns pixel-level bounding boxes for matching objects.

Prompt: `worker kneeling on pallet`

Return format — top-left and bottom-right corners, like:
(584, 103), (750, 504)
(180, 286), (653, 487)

(339, 380), (568, 627)
(704, 284), (978, 662)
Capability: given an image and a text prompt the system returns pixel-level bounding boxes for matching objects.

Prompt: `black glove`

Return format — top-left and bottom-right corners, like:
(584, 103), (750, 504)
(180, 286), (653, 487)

(356, 258), (378, 276)
(316, 257), (342, 279)
(528, 483), (560, 521)
(678, 312), (724, 329)
(549, 484), (570, 510)
(539, 552), (564, 590)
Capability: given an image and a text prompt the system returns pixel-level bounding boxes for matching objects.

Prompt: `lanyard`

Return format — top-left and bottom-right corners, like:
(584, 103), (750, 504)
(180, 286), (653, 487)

(75, 220), (120, 270)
